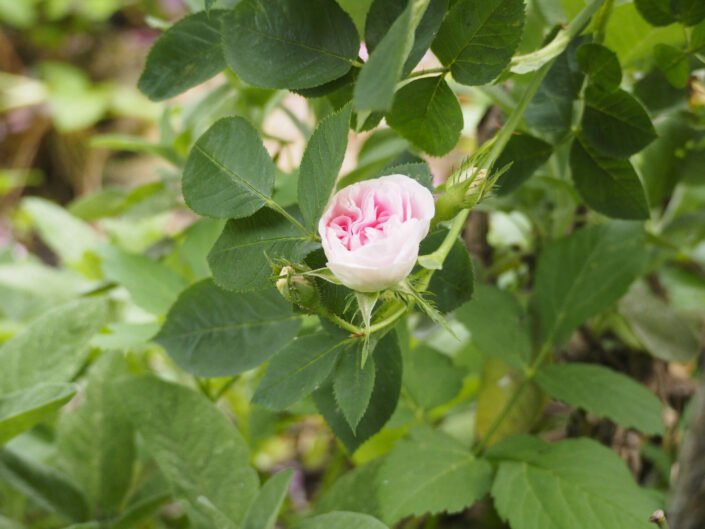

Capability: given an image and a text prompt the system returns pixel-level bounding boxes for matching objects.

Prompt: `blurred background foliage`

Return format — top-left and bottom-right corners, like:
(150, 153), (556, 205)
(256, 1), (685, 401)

(0, 0), (704, 527)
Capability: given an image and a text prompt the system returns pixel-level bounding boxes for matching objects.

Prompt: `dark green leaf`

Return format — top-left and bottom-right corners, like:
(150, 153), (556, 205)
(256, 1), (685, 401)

(252, 333), (350, 410)
(494, 133), (553, 194)
(155, 279), (301, 377)
(0, 449), (89, 522)
(294, 512), (389, 529)
(455, 284), (531, 370)
(431, 0), (525, 85)
(569, 137), (650, 220)
(0, 384), (77, 446)
(634, 0), (675, 26)
(56, 352), (135, 516)
(403, 345), (463, 409)
(182, 117), (275, 219)
(223, 0), (359, 89)
(208, 209), (319, 292)
(333, 348), (376, 431)
(535, 362), (664, 435)
(242, 469), (293, 529)
(0, 298), (107, 394)
(654, 44), (690, 88)
(386, 76), (463, 156)
(576, 42), (622, 90)
(377, 427), (493, 523)
(138, 11), (226, 101)
(581, 86), (657, 158)
(418, 229), (474, 312)
(491, 438), (660, 529)
(534, 221), (648, 343)
(380, 162), (434, 190)
(115, 376), (259, 527)
(299, 103), (352, 230)
(313, 332), (402, 453)
(677, 0), (705, 25)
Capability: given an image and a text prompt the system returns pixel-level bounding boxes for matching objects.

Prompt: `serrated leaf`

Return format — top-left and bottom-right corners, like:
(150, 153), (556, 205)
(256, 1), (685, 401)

(56, 352), (135, 516)
(242, 469), (293, 529)
(576, 42), (622, 90)
(431, 0), (525, 85)
(494, 133), (553, 194)
(253, 333), (350, 410)
(403, 345), (463, 410)
(581, 86), (657, 158)
(99, 246), (188, 315)
(138, 11), (226, 101)
(294, 512), (389, 529)
(0, 298), (107, 394)
(0, 448), (89, 522)
(313, 332), (402, 453)
(115, 376), (259, 527)
(537, 364), (664, 436)
(223, 0), (359, 89)
(387, 76), (462, 157)
(208, 209), (319, 292)
(0, 384), (77, 446)
(569, 137), (650, 220)
(377, 427), (493, 524)
(155, 279), (301, 377)
(182, 117), (275, 219)
(299, 103), (352, 231)
(491, 438), (660, 529)
(455, 284), (531, 370)
(534, 221), (648, 343)
(333, 348), (376, 431)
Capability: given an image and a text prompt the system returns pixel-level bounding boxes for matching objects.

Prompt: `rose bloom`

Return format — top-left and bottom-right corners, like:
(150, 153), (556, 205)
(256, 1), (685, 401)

(318, 174), (435, 292)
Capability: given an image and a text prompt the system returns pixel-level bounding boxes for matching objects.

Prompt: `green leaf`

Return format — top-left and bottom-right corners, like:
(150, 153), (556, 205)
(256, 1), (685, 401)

(377, 427), (493, 524)
(315, 459), (385, 517)
(379, 162), (433, 190)
(581, 86), (657, 159)
(182, 117), (275, 219)
(535, 362), (664, 435)
(99, 246), (188, 315)
(293, 512), (389, 529)
(386, 76), (463, 156)
(534, 221), (648, 343)
(654, 43), (690, 88)
(155, 279), (301, 377)
(403, 345), (463, 410)
(569, 137), (650, 220)
(313, 332), (402, 453)
(619, 281), (701, 363)
(336, 0), (375, 35)
(242, 469), (293, 529)
(476, 358), (544, 446)
(494, 133), (553, 194)
(252, 333), (351, 410)
(354, 0), (423, 112)
(111, 493), (172, 529)
(455, 284), (531, 370)
(299, 103), (352, 231)
(208, 209), (319, 292)
(677, 0), (705, 25)
(431, 0), (525, 85)
(576, 42), (622, 90)
(418, 229), (474, 313)
(56, 352), (135, 516)
(634, 0), (675, 26)
(491, 437), (660, 529)
(333, 347), (376, 431)
(0, 448), (89, 522)
(0, 383), (77, 446)
(115, 376), (259, 527)
(223, 0), (359, 89)
(138, 11), (226, 101)
(0, 298), (107, 394)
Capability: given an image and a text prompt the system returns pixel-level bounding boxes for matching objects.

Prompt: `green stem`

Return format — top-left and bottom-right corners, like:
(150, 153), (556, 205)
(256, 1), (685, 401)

(266, 199), (315, 240)
(592, 0), (615, 44)
(406, 67), (448, 80)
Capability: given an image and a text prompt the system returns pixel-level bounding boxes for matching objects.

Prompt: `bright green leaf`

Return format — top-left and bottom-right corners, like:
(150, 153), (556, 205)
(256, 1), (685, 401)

(155, 279), (301, 377)
(294, 512), (389, 529)
(315, 459), (384, 517)
(654, 43), (690, 88)
(333, 347), (376, 431)
(403, 345), (464, 410)
(182, 117), (275, 219)
(223, 0), (359, 89)
(386, 76), (463, 156)
(576, 42), (622, 90)
(242, 469), (293, 529)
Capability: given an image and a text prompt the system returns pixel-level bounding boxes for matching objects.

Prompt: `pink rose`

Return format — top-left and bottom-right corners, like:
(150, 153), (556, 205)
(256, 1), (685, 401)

(318, 174), (435, 292)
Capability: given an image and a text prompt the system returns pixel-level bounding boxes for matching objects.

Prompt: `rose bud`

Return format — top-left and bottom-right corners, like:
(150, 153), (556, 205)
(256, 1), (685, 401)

(318, 174), (435, 292)
(276, 266), (319, 309)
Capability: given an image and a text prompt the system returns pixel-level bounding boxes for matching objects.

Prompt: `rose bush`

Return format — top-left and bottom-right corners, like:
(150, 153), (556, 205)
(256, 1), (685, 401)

(318, 174), (435, 292)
